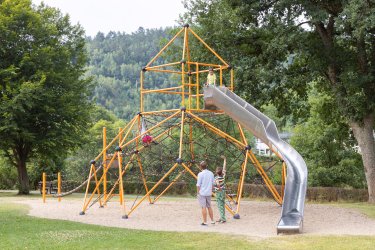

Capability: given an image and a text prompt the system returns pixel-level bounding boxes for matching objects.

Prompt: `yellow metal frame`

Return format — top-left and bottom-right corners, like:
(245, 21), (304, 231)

(42, 172), (62, 203)
(80, 109), (285, 217)
(78, 25), (286, 219)
(140, 26), (234, 112)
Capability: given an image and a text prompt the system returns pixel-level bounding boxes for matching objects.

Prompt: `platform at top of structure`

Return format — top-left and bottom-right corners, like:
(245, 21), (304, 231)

(139, 25), (234, 113)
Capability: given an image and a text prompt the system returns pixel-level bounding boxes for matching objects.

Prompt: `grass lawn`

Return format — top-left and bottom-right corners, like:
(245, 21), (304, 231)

(0, 197), (375, 250)
(334, 202), (375, 219)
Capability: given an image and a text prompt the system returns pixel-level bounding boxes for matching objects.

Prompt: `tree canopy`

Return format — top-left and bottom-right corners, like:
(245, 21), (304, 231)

(182, 0), (375, 201)
(0, 0), (93, 194)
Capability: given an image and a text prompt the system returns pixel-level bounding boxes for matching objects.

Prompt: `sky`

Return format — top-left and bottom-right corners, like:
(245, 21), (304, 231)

(32, 0), (186, 37)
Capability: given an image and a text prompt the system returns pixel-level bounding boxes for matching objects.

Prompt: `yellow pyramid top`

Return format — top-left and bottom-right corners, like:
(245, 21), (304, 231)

(140, 25), (234, 112)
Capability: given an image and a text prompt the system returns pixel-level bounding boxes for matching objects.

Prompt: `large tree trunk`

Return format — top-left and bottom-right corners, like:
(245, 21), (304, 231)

(12, 146), (31, 195)
(16, 160), (30, 194)
(350, 114), (375, 203)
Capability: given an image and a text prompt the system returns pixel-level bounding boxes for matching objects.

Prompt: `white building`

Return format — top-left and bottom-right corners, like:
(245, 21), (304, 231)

(255, 132), (292, 156)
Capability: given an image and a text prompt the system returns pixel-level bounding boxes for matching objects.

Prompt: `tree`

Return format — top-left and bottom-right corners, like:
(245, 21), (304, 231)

(183, 0), (375, 202)
(291, 88), (365, 188)
(0, 0), (93, 194)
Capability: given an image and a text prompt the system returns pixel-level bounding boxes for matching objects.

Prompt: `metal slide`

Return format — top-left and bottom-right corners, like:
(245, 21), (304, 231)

(204, 85), (307, 234)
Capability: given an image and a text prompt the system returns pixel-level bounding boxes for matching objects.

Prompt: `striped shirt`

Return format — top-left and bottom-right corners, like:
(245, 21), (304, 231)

(214, 170), (226, 191)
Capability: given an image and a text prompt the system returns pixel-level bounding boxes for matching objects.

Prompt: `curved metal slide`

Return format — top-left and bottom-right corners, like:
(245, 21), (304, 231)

(204, 85), (308, 234)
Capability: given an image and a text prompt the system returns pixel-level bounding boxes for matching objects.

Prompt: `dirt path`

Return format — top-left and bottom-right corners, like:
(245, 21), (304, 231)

(18, 198), (375, 238)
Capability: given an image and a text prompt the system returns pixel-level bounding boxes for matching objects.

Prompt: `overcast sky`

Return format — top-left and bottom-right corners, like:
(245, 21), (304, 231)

(32, 0), (186, 37)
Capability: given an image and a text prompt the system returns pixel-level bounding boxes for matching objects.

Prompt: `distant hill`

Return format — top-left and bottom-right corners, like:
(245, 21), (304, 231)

(86, 27), (181, 120)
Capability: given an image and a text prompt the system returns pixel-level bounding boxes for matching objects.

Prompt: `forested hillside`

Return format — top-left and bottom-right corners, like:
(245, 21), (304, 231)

(86, 27), (181, 120)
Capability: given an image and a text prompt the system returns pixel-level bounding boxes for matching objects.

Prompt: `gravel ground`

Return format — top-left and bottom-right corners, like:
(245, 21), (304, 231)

(17, 198), (375, 238)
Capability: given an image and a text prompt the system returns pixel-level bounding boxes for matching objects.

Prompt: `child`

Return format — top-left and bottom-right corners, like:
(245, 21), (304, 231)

(214, 155), (227, 223)
(205, 67), (216, 86)
(141, 134), (158, 147)
(142, 134), (153, 146)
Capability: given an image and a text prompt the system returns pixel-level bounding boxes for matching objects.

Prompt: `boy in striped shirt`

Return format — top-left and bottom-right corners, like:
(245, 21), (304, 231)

(214, 155), (227, 223)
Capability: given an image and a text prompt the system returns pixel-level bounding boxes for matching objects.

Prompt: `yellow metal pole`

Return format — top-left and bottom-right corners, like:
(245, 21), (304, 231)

(141, 109), (180, 115)
(103, 154), (136, 205)
(230, 68), (234, 91)
(188, 75), (192, 110)
(118, 127), (123, 147)
(103, 127), (107, 201)
(126, 163), (180, 217)
(140, 71), (144, 112)
(188, 29), (229, 66)
(81, 164), (94, 212)
(189, 112), (245, 149)
(237, 124), (247, 143)
(142, 86), (183, 94)
(81, 153), (118, 213)
(146, 68), (182, 74)
(187, 62), (227, 68)
(181, 163), (197, 178)
(236, 153), (249, 214)
(236, 122), (249, 203)
(196, 63), (200, 110)
(179, 111), (186, 159)
(145, 61), (181, 69)
(181, 62), (185, 106)
(92, 165), (103, 207)
(146, 28), (184, 67)
(182, 26), (187, 60)
(186, 28), (192, 110)
(153, 170), (185, 203)
(281, 161), (287, 200)
(118, 127), (124, 205)
(93, 115), (137, 162)
(189, 121), (194, 161)
(57, 172), (61, 202)
(42, 172), (46, 203)
(236, 167), (244, 204)
(219, 65), (223, 87)
(144, 91), (184, 95)
(119, 117), (139, 146)
(118, 151), (124, 205)
(247, 151), (282, 204)
(136, 155), (152, 203)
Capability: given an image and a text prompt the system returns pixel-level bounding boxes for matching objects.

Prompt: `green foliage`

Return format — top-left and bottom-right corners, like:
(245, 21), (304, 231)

(0, 0), (93, 193)
(291, 89), (365, 188)
(0, 157), (17, 189)
(86, 28), (182, 120)
(182, 0), (374, 190)
(63, 105), (126, 182)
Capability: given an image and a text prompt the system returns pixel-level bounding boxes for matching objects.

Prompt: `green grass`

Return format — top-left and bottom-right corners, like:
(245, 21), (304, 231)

(334, 202), (375, 219)
(0, 202), (252, 250)
(0, 199), (375, 250)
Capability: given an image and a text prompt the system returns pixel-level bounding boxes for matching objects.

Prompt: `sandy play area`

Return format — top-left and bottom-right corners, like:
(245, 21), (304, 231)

(18, 198), (375, 238)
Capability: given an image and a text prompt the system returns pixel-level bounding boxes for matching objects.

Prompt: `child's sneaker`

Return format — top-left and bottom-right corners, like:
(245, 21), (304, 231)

(201, 222), (208, 226)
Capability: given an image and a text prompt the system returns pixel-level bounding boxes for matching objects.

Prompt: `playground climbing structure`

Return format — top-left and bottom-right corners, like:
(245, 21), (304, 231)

(75, 25), (307, 233)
